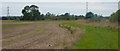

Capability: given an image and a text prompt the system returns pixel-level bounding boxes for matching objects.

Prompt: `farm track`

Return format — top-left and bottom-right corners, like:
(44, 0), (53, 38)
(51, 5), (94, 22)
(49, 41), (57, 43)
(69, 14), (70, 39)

(2, 21), (84, 49)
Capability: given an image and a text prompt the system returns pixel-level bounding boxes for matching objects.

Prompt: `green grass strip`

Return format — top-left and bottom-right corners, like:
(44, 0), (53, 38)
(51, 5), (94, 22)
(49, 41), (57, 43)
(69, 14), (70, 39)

(62, 22), (118, 49)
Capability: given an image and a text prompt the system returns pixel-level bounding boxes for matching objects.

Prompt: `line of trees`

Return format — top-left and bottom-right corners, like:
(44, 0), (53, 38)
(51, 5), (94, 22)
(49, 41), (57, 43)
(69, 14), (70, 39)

(21, 5), (105, 21)
(20, 5), (86, 21)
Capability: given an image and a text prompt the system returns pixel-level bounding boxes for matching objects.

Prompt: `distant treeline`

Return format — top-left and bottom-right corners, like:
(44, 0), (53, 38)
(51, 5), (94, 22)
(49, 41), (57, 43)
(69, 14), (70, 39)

(1, 16), (21, 20)
(1, 15), (108, 22)
(1, 11), (105, 21)
(1, 14), (84, 20)
(20, 5), (105, 21)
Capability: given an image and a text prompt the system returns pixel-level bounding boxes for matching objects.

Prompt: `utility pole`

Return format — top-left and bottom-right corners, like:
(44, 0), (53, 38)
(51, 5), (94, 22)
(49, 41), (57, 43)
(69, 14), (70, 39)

(7, 6), (9, 16)
(7, 6), (10, 20)
(118, 1), (120, 9)
(86, 2), (88, 14)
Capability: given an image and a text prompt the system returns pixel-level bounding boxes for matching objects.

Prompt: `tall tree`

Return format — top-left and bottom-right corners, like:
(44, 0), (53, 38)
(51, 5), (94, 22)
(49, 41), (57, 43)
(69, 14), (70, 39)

(21, 5), (40, 20)
(22, 6), (30, 20)
(64, 13), (70, 20)
(85, 12), (94, 19)
(64, 13), (70, 17)
(45, 12), (51, 19)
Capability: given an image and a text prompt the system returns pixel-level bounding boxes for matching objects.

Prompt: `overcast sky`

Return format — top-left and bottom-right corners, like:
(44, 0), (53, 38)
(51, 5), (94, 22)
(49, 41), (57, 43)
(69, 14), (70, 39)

(0, 0), (119, 2)
(0, 0), (119, 16)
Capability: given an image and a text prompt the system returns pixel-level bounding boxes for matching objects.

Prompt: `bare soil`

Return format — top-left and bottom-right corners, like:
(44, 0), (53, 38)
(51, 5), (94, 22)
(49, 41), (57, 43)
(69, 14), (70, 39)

(2, 21), (84, 49)
(76, 20), (119, 29)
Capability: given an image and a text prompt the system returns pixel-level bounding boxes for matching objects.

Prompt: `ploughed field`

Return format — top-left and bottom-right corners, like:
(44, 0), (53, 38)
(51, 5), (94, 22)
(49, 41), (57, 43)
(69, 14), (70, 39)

(2, 20), (118, 49)
(2, 20), (84, 49)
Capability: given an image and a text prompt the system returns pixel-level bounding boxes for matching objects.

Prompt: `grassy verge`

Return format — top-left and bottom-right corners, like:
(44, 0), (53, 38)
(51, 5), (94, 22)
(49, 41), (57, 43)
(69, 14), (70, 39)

(59, 24), (75, 34)
(62, 22), (118, 49)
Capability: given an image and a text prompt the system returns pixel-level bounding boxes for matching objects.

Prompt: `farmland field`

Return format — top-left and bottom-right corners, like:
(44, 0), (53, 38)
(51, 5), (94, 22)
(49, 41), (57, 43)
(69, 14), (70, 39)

(2, 20), (118, 49)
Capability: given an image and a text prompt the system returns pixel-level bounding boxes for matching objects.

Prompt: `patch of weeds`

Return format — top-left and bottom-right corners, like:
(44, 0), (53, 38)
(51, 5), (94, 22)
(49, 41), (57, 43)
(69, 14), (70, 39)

(59, 24), (75, 34)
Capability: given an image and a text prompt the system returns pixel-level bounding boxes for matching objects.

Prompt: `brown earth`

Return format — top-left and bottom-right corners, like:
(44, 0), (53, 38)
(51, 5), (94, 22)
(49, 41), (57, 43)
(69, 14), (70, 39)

(75, 20), (119, 29)
(2, 21), (84, 49)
